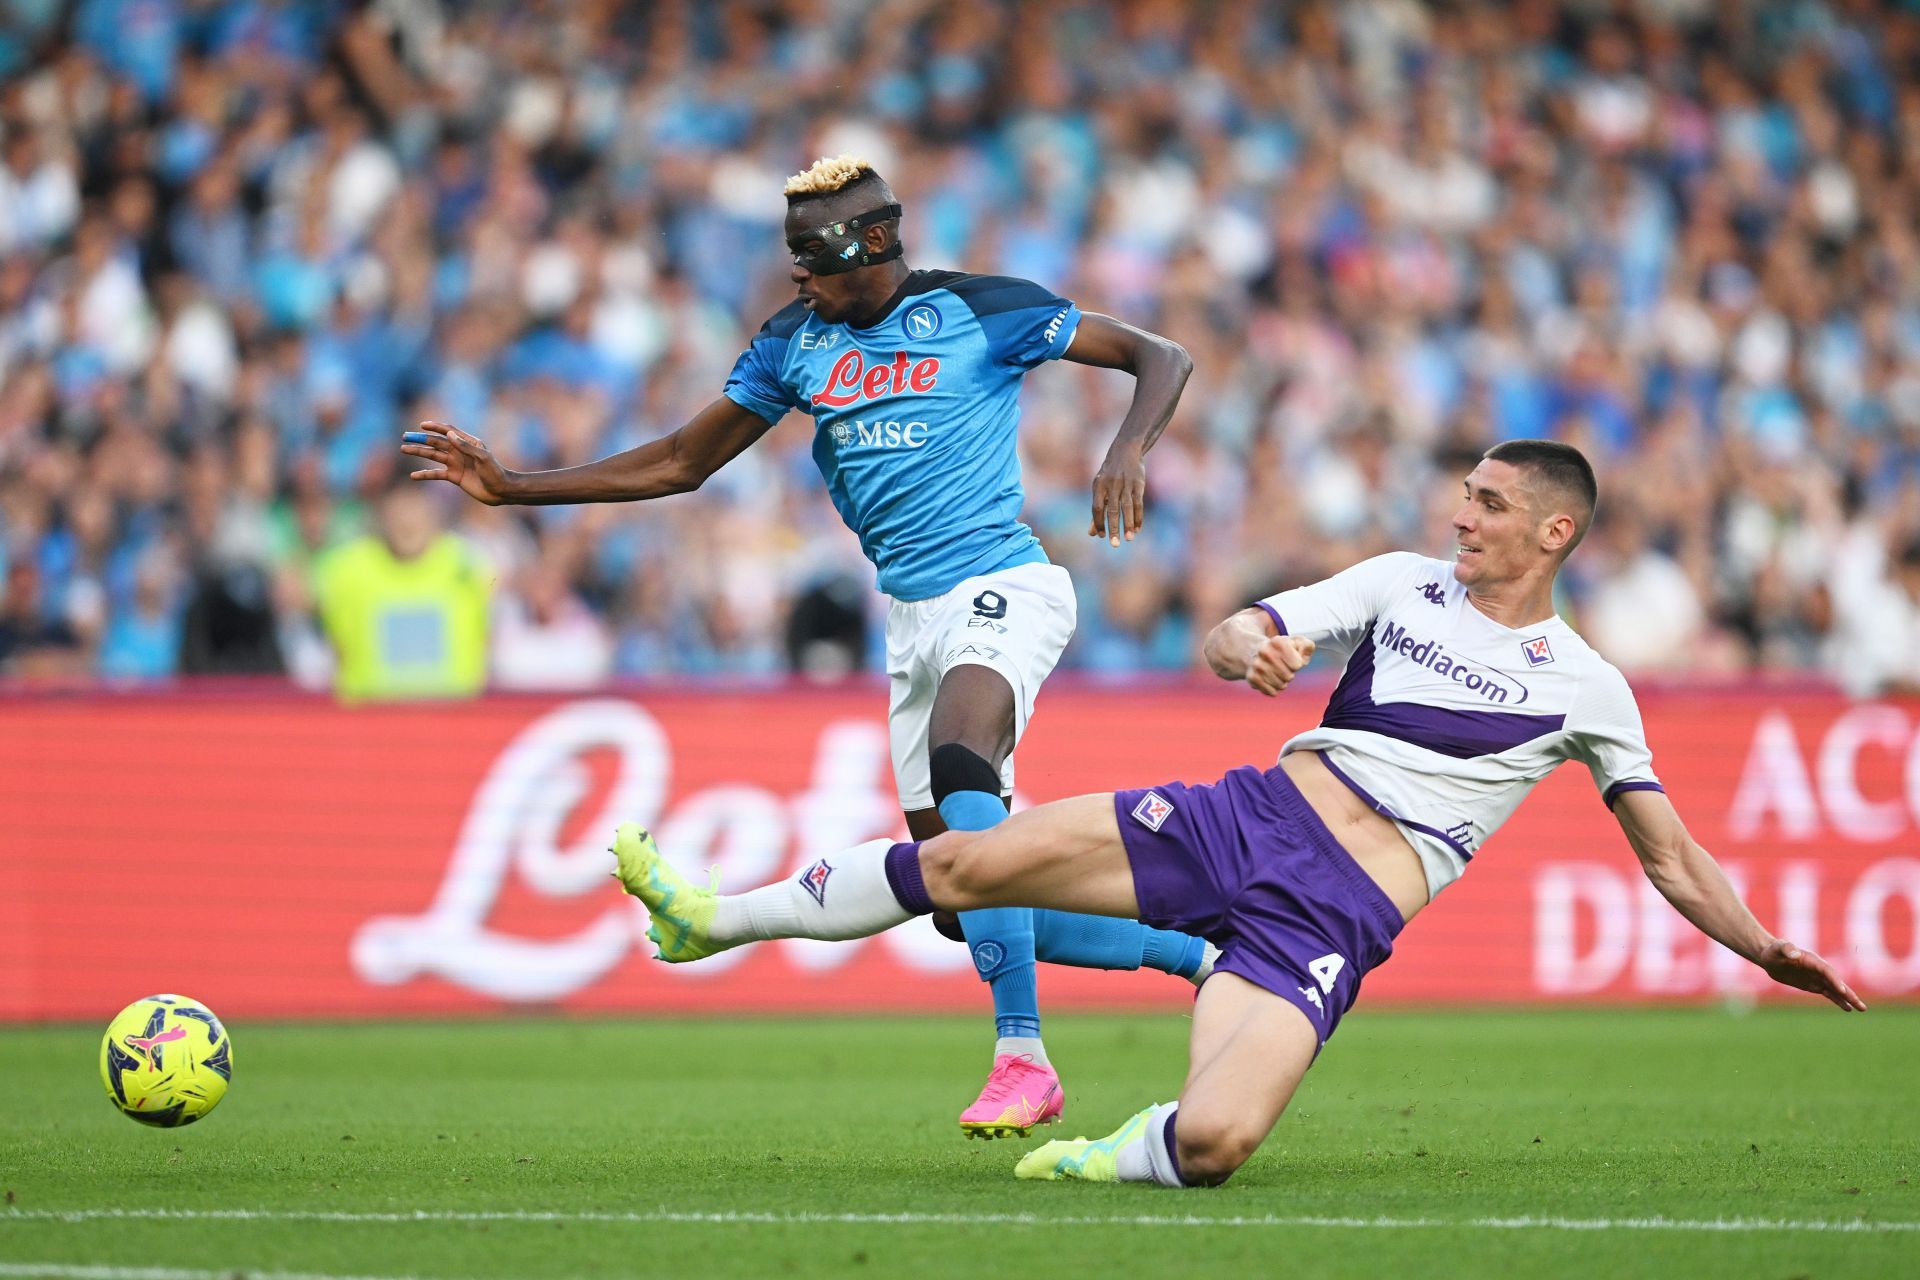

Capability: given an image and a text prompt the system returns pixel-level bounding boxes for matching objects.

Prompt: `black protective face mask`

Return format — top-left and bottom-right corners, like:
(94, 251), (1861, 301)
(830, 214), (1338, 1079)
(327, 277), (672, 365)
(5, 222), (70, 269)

(788, 203), (904, 275)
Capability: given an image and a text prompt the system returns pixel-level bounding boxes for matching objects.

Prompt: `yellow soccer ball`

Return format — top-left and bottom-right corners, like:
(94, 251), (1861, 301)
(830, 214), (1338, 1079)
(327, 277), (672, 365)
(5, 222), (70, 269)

(99, 995), (233, 1127)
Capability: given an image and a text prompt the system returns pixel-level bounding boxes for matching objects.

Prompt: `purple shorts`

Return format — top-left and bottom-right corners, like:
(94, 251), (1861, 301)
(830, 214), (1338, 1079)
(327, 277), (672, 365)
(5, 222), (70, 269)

(1115, 764), (1404, 1048)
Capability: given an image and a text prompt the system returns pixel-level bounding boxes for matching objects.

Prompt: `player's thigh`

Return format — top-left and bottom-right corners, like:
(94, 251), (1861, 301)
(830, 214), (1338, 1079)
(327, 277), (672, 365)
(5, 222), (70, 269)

(1177, 973), (1320, 1178)
(928, 563), (1076, 766)
(926, 661), (1016, 762)
(924, 793), (1139, 919)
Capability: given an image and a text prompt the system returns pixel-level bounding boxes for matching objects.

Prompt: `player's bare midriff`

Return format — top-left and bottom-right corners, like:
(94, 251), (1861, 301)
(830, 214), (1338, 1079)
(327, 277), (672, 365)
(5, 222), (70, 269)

(1279, 750), (1431, 924)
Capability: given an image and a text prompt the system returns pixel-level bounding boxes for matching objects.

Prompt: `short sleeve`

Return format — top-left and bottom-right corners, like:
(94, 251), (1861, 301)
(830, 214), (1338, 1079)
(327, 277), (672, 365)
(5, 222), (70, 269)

(947, 275), (1081, 370)
(1565, 665), (1664, 809)
(1254, 552), (1425, 668)
(722, 307), (803, 424)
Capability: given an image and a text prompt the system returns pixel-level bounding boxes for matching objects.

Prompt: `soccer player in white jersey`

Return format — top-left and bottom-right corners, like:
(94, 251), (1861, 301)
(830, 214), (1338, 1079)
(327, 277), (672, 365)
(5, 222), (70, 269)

(612, 438), (1865, 1187)
(401, 156), (1217, 1138)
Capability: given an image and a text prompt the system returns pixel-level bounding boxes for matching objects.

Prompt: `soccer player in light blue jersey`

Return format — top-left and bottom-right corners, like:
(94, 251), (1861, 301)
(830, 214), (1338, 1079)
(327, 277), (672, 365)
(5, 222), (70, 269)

(401, 155), (1214, 1137)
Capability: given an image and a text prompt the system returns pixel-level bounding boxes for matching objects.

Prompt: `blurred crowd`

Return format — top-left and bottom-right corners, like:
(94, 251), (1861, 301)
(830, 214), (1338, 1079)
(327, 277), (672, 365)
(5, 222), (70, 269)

(4, 0), (1920, 696)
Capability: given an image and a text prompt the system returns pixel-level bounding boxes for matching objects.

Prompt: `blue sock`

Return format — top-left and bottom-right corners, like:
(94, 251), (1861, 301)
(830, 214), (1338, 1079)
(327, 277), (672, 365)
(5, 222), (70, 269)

(1142, 926), (1209, 979)
(939, 789), (1040, 1043)
(1032, 911), (1209, 978)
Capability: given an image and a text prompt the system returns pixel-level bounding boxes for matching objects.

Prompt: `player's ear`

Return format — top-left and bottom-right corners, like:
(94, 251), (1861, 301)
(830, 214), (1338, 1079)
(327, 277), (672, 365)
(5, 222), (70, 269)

(1541, 512), (1575, 555)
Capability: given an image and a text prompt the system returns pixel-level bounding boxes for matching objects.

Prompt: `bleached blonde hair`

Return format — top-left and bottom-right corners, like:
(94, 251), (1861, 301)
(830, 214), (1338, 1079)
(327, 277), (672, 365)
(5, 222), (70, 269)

(783, 155), (877, 199)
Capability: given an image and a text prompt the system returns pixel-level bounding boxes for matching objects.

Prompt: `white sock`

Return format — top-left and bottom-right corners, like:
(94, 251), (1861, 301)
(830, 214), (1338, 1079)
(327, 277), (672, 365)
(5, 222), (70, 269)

(995, 1035), (1050, 1067)
(1190, 943), (1223, 988)
(1114, 1102), (1184, 1187)
(709, 839), (910, 945)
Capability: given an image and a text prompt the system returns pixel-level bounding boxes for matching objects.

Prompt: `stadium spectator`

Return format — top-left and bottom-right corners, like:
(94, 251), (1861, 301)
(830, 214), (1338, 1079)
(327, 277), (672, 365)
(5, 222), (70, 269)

(491, 550), (615, 691)
(1828, 531), (1920, 697)
(312, 479), (492, 702)
(0, 560), (85, 678)
(2, 0), (1919, 688)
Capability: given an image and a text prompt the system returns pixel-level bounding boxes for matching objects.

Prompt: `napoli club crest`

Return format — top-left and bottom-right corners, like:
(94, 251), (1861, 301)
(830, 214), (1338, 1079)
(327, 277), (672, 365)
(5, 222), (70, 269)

(1521, 637), (1555, 667)
(903, 303), (942, 340)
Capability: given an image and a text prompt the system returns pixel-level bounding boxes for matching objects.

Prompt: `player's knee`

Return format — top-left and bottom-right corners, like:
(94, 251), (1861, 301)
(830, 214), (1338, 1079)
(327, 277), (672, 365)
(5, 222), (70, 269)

(1174, 1110), (1260, 1185)
(928, 742), (1001, 806)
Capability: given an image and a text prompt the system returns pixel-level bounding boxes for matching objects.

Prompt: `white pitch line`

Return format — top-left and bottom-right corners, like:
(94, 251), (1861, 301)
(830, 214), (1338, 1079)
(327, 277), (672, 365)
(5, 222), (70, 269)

(0, 1272), (361, 1280)
(4, 1207), (1918, 1234)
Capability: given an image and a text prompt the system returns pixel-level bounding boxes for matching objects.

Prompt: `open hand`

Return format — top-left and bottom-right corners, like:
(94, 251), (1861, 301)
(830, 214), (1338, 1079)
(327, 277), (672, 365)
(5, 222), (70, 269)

(400, 421), (513, 506)
(1247, 635), (1315, 696)
(1757, 938), (1867, 1011)
(1088, 450), (1146, 546)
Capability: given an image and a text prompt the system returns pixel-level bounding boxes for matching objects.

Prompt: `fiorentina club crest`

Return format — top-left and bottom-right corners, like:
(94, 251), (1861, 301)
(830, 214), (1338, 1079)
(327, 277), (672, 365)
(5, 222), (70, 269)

(1131, 791), (1175, 832)
(1521, 637), (1555, 667)
(798, 858), (834, 906)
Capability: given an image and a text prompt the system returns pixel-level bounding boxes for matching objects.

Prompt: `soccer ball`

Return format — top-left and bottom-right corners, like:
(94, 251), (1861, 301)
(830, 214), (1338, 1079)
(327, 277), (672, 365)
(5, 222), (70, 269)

(99, 995), (233, 1127)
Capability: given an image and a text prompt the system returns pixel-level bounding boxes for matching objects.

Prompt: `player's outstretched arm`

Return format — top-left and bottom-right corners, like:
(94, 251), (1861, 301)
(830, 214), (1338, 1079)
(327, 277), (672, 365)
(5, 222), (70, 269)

(1202, 608), (1316, 696)
(400, 397), (777, 507)
(1613, 789), (1867, 1011)
(1061, 313), (1193, 546)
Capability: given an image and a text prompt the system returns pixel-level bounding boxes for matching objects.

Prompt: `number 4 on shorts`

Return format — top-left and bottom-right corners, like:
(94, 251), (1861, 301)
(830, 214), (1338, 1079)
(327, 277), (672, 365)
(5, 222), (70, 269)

(1308, 953), (1346, 993)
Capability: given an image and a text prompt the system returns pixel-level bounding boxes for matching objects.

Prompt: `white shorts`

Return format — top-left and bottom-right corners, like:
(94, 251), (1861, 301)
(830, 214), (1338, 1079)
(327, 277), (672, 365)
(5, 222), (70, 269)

(885, 561), (1077, 811)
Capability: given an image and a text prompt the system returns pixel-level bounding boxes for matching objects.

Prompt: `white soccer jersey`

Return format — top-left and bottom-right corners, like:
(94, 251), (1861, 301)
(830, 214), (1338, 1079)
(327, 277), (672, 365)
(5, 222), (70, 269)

(1257, 552), (1663, 897)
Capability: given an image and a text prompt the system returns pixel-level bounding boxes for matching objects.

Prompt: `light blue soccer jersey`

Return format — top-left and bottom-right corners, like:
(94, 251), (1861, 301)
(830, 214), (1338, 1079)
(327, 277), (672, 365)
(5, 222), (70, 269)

(722, 270), (1082, 601)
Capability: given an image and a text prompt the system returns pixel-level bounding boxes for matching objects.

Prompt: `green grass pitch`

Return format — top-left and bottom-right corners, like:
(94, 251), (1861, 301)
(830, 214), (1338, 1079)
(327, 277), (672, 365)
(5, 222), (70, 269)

(1, 1007), (1915, 1279)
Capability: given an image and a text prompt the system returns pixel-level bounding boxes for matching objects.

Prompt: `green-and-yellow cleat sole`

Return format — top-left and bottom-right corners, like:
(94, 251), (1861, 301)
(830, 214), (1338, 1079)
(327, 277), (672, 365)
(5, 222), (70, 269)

(1013, 1106), (1157, 1181)
(609, 822), (725, 962)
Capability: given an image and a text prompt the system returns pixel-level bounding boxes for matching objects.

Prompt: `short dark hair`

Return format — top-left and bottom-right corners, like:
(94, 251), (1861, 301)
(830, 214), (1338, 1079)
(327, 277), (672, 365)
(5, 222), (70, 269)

(1483, 439), (1599, 557)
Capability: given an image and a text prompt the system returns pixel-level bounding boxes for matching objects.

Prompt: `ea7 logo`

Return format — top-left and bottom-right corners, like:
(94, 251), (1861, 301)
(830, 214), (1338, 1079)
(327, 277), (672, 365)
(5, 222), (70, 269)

(1522, 637), (1555, 667)
(798, 858), (834, 906)
(1131, 791), (1174, 832)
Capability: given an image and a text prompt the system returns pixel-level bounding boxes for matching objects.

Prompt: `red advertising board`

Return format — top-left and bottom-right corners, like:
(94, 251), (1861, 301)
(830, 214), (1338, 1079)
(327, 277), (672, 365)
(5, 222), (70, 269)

(2, 683), (1915, 1021)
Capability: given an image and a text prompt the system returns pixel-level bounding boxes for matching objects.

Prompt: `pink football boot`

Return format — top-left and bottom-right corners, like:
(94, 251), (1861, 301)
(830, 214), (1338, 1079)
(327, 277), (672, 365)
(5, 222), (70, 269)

(959, 1054), (1065, 1139)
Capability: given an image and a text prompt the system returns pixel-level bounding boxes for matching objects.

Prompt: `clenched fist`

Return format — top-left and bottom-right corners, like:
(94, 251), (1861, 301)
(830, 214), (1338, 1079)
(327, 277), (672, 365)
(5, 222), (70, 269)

(1247, 635), (1316, 696)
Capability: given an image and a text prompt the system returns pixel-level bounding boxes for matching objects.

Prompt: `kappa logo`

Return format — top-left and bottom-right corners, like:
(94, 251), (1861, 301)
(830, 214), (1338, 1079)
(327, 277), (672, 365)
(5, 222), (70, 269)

(1131, 791), (1175, 832)
(1522, 636), (1555, 667)
(1418, 582), (1447, 605)
(798, 858), (834, 906)
(903, 303), (942, 340)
